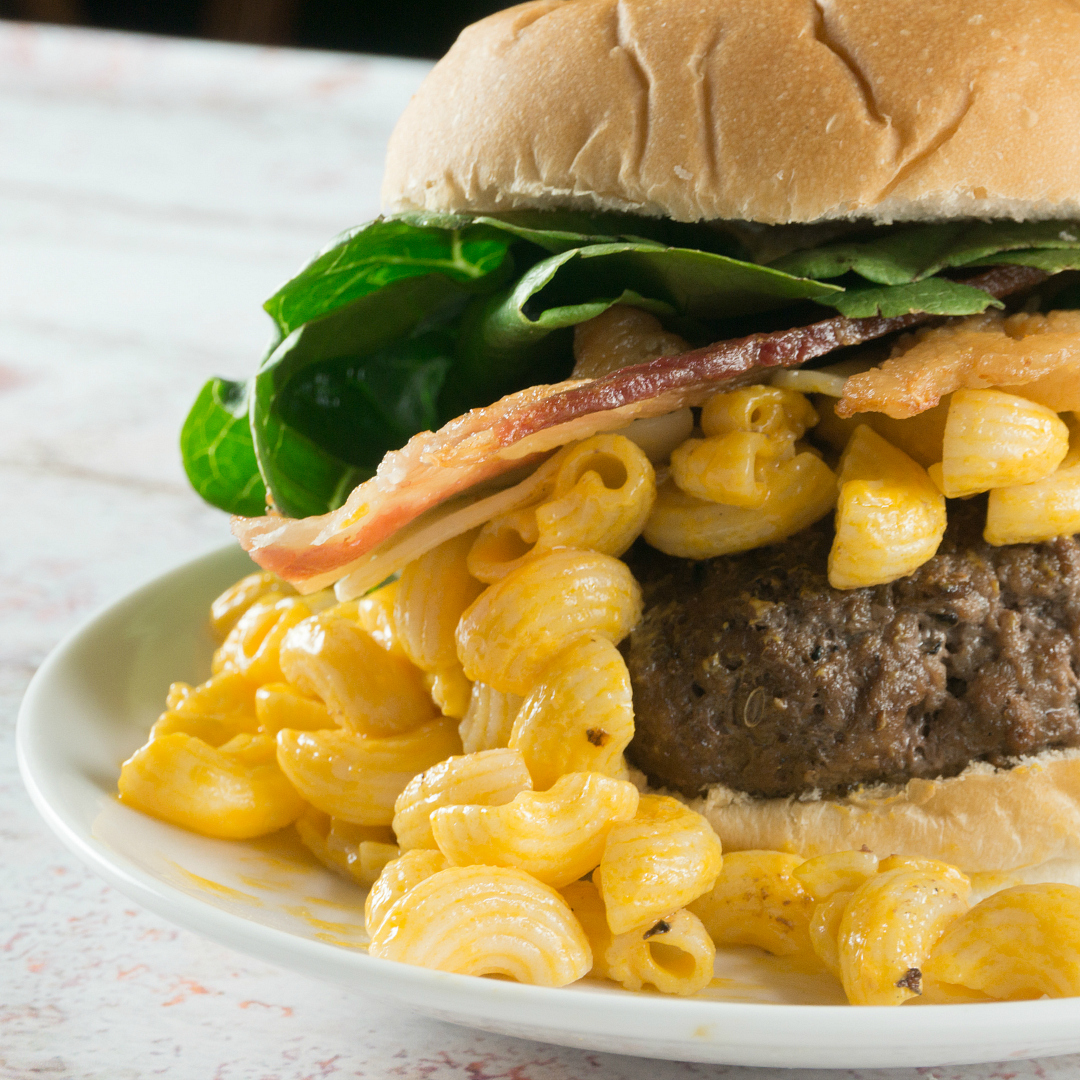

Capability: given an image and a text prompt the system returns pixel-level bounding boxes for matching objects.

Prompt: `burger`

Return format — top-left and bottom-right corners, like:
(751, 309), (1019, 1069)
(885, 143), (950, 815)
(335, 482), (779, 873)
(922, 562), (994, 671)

(183, 0), (1080, 887)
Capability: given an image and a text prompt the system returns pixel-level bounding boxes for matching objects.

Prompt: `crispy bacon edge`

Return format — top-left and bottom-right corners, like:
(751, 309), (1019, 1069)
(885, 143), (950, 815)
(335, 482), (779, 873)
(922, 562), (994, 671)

(232, 265), (1045, 588)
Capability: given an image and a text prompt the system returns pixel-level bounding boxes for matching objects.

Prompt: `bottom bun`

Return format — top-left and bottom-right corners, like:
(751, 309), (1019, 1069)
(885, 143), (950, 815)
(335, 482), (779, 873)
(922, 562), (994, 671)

(638, 748), (1080, 886)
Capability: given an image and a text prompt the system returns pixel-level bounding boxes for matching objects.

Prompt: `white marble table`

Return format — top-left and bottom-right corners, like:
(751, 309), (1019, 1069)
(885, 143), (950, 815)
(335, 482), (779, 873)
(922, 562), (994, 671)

(1, 20), (1078, 1079)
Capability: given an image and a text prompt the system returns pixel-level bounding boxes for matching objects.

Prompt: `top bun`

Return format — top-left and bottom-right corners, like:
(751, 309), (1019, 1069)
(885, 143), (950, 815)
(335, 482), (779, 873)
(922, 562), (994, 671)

(383, 0), (1080, 225)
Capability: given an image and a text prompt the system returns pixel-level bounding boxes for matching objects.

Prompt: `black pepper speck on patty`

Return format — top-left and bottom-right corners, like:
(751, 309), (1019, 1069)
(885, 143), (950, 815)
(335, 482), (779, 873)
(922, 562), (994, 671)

(623, 498), (1080, 799)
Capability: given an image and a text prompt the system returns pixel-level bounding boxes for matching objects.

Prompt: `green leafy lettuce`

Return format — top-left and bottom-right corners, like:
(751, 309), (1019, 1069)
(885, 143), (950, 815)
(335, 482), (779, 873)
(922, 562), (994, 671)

(180, 378), (266, 518)
(182, 213), (1080, 518)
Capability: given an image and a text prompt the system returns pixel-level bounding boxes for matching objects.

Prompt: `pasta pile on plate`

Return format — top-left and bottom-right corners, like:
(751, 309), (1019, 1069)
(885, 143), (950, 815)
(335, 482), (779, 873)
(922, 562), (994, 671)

(118, 350), (1080, 1003)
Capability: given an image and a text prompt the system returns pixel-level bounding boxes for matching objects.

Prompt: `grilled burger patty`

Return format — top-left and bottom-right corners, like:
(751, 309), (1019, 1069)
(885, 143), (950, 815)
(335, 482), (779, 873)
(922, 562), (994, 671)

(623, 498), (1080, 799)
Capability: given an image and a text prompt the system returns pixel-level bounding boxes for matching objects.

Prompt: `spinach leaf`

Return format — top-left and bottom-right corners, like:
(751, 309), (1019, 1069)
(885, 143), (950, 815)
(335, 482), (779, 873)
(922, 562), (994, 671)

(277, 329), (454, 471)
(771, 220), (1080, 284)
(180, 377), (267, 517)
(803, 234), (1080, 317)
(264, 218), (516, 337)
(250, 365), (371, 520)
(252, 280), (470, 518)
(827, 279), (1004, 319)
(442, 244), (848, 416)
(251, 218), (529, 517)
(961, 248), (1080, 275)
(399, 209), (754, 260)
(522, 244), (845, 318)
(943, 221), (1080, 270)
(439, 243), (844, 415)
(770, 224), (969, 284)
(399, 209), (671, 254)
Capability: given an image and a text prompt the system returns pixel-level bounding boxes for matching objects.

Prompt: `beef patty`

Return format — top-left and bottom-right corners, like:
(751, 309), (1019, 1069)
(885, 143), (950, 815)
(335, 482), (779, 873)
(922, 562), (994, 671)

(623, 498), (1080, 799)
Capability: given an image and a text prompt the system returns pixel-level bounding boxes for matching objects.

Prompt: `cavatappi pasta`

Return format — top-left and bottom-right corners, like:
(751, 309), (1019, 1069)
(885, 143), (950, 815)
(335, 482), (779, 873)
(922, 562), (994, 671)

(119, 306), (1080, 1004)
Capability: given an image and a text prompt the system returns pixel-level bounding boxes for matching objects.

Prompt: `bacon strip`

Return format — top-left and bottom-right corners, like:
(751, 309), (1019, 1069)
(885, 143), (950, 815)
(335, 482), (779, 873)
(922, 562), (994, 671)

(838, 306), (1080, 418)
(233, 265), (1045, 589)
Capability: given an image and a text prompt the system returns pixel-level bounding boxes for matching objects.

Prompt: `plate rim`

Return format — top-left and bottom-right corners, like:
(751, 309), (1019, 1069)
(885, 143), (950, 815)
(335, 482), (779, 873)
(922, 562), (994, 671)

(16, 542), (1080, 1067)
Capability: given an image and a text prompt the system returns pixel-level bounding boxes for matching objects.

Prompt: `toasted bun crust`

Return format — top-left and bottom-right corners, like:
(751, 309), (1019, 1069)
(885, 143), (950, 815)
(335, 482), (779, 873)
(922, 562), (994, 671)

(384, 0), (1080, 225)
(672, 749), (1080, 876)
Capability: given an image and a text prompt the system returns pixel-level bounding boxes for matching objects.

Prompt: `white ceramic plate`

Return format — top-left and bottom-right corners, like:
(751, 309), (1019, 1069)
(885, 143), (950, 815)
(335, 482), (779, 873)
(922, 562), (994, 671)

(17, 544), (1080, 1069)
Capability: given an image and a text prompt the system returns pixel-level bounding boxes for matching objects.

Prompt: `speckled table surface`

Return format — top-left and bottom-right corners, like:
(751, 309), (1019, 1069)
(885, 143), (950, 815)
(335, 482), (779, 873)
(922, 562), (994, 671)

(1, 20), (1078, 1080)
